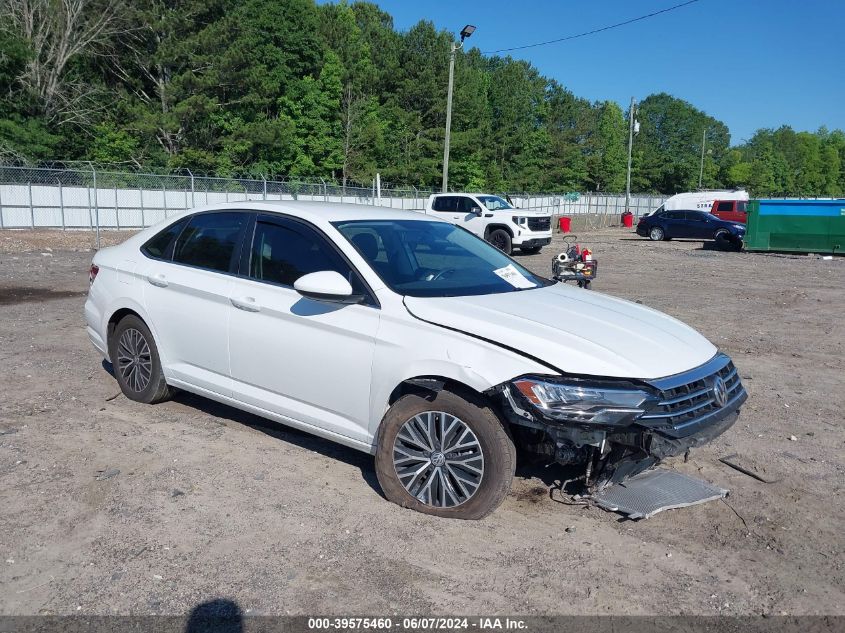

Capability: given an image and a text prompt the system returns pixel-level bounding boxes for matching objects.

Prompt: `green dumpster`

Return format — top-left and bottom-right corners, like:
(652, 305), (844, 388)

(744, 199), (845, 254)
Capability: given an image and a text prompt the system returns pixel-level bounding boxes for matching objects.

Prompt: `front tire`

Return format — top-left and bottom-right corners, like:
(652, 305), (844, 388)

(108, 314), (172, 404)
(487, 229), (512, 255)
(375, 390), (516, 520)
(649, 226), (665, 241)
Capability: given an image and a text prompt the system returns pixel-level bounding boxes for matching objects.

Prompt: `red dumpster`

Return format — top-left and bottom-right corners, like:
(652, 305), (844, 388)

(622, 211), (634, 228)
(559, 216), (571, 233)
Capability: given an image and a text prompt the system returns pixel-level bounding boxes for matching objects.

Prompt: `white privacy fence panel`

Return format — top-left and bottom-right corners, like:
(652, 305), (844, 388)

(0, 166), (668, 230)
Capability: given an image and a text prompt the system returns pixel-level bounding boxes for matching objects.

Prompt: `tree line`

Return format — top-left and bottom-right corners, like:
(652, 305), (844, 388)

(1, 0), (843, 196)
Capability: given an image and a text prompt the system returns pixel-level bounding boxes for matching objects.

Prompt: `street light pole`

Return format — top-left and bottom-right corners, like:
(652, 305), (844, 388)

(442, 24), (475, 193)
(624, 96), (637, 213)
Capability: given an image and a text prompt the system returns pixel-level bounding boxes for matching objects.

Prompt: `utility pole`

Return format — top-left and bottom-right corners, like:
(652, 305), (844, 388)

(698, 128), (707, 189)
(442, 25), (476, 193)
(624, 96), (636, 213)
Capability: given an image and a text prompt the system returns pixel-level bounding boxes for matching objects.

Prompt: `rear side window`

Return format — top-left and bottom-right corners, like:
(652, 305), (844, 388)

(249, 219), (372, 302)
(141, 218), (188, 259)
(173, 212), (247, 273)
(665, 211), (683, 219)
(432, 196), (457, 212)
(717, 201), (733, 212)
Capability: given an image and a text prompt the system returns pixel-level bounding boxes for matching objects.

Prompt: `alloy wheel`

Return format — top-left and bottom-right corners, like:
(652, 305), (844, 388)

(392, 411), (485, 508)
(116, 327), (153, 393)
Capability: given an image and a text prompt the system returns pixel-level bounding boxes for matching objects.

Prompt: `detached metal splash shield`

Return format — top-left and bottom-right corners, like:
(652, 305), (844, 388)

(591, 469), (728, 519)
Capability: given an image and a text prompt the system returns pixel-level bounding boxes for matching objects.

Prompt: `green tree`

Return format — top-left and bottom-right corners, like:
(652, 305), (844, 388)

(586, 101), (626, 192)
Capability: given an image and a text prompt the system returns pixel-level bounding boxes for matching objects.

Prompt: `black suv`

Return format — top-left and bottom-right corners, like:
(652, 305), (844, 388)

(637, 210), (745, 247)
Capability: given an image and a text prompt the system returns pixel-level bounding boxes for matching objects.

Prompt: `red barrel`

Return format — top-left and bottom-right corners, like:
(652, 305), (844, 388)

(622, 212), (634, 228)
(559, 216), (572, 233)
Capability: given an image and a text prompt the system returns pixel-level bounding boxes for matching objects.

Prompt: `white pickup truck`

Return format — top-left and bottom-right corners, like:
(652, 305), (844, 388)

(425, 193), (552, 255)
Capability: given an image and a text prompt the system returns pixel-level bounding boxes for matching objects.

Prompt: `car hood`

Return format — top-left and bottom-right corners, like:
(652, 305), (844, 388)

(403, 283), (717, 380)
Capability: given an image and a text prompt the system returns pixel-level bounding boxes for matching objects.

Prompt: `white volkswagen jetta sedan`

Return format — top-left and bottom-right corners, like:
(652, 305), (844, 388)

(85, 202), (746, 519)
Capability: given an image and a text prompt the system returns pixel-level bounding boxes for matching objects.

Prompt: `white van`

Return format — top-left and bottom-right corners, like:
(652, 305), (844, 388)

(649, 189), (749, 216)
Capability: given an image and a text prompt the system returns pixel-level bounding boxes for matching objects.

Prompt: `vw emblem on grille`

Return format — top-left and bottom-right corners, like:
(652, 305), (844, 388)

(712, 376), (728, 407)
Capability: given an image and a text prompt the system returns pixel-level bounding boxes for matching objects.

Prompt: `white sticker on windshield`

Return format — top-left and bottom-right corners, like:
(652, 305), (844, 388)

(493, 264), (536, 289)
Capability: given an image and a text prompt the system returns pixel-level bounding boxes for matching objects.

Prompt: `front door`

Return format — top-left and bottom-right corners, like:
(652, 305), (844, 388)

(141, 211), (248, 396)
(687, 211), (714, 238)
(227, 214), (380, 444)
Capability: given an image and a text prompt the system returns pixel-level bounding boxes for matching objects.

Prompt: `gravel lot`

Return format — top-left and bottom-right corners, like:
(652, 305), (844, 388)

(1, 227), (843, 616)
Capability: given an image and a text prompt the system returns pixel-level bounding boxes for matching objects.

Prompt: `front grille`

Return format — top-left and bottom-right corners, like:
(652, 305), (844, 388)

(527, 216), (551, 231)
(639, 355), (745, 433)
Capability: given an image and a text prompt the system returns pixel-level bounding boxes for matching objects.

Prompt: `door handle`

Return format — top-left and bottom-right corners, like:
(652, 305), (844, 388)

(230, 296), (261, 312)
(146, 273), (168, 287)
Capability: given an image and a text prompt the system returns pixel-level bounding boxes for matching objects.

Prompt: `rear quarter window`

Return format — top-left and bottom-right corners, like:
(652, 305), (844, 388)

(141, 218), (188, 260)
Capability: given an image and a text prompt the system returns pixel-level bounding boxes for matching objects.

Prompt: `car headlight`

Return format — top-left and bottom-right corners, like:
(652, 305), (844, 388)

(512, 216), (528, 226)
(734, 224), (745, 230)
(511, 377), (656, 426)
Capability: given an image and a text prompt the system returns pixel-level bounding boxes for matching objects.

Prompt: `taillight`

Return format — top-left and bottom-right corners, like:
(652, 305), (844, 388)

(89, 264), (99, 284)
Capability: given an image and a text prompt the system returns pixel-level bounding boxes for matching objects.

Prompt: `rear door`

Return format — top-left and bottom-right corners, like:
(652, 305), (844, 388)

(141, 211), (249, 396)
(227, 214), (380, 443)
(429, 195), (461, 222)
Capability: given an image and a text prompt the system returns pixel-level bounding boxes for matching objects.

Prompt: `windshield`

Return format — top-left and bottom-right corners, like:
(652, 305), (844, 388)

(476, 195), (513, 210)
(333, 220), (550, 298)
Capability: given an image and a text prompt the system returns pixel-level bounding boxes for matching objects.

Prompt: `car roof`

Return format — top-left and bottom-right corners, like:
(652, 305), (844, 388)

(170, 200), (440, 224)
(430, 192), (501, 197)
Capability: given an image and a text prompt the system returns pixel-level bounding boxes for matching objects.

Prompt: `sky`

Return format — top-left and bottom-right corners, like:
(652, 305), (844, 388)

(328, 0), (845, 146)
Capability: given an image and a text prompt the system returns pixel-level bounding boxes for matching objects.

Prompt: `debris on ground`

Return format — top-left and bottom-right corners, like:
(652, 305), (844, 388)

(719, 453), (781, 484)
(94, 468), (120, 481)
(590, 469), (729, 520)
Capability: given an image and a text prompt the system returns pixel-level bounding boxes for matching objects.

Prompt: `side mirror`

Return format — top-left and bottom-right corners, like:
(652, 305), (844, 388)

(294, 271), (360, 304)
(471, 206), (482, 215)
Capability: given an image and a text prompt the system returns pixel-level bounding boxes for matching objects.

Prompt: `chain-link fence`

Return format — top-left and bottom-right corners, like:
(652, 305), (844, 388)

(0, 165), (668, 235)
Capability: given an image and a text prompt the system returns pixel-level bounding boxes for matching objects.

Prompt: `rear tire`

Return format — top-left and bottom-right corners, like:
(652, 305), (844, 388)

(487, 229), (512, 255)
(108, 314), (172, 404)
(375, 390), (516, 520)
(649, 226), (665, 241)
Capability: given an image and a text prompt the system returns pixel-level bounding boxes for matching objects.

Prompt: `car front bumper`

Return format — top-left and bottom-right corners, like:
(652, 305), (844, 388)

(496, 353), (747, 485)
(515, 237), (551, 248)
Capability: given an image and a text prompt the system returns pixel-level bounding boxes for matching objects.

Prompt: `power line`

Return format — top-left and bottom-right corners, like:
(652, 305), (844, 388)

(481, 0), (702, 55)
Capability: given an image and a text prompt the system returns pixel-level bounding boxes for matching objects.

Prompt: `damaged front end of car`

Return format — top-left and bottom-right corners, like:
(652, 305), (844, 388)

(490, 353), (747, 491)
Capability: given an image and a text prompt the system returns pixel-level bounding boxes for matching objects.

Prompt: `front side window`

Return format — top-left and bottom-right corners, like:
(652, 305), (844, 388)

(477, 195), (513, 211)
(457, 196), (478, 213)
(334, 219), (551, 298)
(172, 212), (247, 272)
(717, 201), (733, 212)
(249, 219), (370, 300)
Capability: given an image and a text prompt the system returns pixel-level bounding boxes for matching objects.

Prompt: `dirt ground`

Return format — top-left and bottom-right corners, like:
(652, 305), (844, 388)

(0, 227), (843, 617)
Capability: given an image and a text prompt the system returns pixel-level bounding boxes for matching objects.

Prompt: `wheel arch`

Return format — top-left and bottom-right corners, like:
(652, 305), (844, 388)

(484, 223), (514, 239)
(376, 374), (508, 446)
(103, 300), (167, 366)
